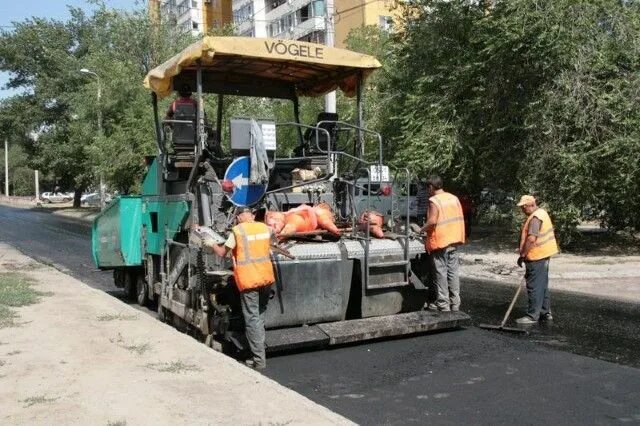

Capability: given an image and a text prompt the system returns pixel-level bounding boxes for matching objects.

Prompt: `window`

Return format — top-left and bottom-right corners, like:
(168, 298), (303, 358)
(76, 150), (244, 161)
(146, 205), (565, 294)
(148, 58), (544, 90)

(379, 15), (393, 32)
(312, 0), (325, 16)
(191, 0), (198, 7)
(299, 1), (325, 22)
(177, 0), (190, 15)
(299, 30), (324, 44)
(193, 21), (199, 30)
(233, 3), (254, 23)
(267, 0), (287, 13)
(240, 27), (255, 37)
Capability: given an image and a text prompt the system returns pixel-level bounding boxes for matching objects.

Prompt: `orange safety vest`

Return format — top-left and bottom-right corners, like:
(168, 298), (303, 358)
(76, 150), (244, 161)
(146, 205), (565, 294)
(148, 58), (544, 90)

(231, 222), (275, 291)
(520, 208), (559, 261)
(426, 192), (466, 252)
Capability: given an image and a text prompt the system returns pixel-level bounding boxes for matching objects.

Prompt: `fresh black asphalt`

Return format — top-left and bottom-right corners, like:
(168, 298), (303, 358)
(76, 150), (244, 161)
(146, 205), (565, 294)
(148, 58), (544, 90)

(1, 204), (639, 424)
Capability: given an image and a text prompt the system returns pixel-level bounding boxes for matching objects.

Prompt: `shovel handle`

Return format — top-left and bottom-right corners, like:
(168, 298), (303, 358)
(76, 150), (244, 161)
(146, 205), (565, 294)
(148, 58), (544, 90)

(271, 245), (296, 259)
(500, 277), (525, 327)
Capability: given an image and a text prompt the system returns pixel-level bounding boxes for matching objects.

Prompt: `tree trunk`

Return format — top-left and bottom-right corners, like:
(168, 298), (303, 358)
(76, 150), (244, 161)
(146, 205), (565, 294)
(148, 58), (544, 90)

(73, 187), (83, 208)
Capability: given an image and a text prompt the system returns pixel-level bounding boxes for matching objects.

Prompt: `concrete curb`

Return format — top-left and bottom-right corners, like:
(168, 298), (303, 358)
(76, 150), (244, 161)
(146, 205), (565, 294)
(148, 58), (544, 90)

(0, 242), (353, 425)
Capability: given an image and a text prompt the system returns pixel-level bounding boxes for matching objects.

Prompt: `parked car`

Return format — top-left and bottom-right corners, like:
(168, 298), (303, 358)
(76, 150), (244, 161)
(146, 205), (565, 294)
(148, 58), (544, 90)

(41, 192), (73, 204)
(81, 192), (112, 207)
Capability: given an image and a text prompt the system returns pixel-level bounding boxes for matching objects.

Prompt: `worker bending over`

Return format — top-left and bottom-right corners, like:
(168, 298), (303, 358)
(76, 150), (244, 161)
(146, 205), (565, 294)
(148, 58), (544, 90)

(208, 208), (276, 369)
(515, 195), (558, 324)
(421, 176), (466, 312)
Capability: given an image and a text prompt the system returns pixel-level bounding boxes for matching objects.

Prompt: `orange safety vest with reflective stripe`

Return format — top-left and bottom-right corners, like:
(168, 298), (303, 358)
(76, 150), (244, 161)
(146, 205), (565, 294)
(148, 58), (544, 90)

(426, 192), (466, 252)
(231, 222), (275, 291)
(520, 208), (559, 261)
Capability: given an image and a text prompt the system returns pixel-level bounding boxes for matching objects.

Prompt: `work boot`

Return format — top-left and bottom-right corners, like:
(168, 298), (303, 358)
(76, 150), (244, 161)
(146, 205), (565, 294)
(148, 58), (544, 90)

(424, 302), (438, 311)
(245, 358), (266, 370)
(515, 316), (537, 325)
(540, 312), (553, 321)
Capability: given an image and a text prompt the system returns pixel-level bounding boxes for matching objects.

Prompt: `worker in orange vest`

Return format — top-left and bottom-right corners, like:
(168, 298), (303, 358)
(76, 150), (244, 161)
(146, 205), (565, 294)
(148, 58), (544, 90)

(209, 207), (276, 369)
(515, 195), (559, 325)
(420, 176), (466, 312)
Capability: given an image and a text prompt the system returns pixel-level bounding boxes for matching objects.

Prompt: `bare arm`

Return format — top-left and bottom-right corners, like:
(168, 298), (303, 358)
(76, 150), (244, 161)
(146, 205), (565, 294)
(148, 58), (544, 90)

(420, 201), (439, 233)
(210, 244), (230, 258)
(520, 235), (537, 259)
(520, 217), (541, 258)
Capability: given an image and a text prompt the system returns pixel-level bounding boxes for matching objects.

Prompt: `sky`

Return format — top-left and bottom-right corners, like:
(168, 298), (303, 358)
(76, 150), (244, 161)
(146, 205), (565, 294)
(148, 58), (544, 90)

(0, 0), (138, 100)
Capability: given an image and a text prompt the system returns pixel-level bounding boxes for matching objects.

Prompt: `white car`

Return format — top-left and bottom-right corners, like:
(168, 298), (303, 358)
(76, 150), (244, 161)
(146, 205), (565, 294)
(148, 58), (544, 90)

(81, 192), (112, 207)
(41, 192), (73, 204)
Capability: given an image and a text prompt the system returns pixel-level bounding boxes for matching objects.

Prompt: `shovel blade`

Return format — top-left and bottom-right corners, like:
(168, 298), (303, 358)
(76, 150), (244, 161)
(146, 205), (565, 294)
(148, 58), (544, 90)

(478, 324), (529, 334)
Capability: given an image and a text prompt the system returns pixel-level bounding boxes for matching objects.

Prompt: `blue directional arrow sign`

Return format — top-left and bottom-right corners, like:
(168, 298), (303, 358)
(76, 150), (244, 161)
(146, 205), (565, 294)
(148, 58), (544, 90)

(224, 156), (267, 207)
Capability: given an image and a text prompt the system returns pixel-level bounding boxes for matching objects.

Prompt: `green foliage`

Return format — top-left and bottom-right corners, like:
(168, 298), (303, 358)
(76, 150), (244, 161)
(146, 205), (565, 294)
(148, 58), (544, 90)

(340, 26), (395, 163)
(2, 0), (639, 246)
(0, 144), (35, 196)
(0, 4), (194, 197)
(381, 0), (640, 245)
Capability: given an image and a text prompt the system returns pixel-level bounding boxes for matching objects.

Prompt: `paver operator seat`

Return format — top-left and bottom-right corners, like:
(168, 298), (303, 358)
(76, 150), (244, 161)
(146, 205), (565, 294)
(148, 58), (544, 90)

(296, 112), (339, 157)
(172, 102), (197, 146)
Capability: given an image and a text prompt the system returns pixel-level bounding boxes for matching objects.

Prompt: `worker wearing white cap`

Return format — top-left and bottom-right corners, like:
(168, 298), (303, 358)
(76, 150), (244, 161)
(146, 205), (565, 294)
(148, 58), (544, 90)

(515, 195), (559, 324)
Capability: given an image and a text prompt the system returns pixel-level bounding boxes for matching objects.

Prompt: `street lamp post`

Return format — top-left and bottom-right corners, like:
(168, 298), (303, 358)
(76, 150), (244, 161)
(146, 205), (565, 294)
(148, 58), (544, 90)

(4, 138), (8, 196)
(80, 68), (105, 209)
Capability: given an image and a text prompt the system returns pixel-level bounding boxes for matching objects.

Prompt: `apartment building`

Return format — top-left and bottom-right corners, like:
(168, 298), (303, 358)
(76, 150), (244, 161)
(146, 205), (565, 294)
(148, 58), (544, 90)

(232, 0), (400, 47)
(335, 0), (399, 45)
(149, 0), (233, 35)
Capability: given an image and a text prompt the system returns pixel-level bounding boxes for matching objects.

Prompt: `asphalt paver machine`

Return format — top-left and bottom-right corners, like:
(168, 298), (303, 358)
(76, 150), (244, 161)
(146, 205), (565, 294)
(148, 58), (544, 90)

(92, 37), (469, 353)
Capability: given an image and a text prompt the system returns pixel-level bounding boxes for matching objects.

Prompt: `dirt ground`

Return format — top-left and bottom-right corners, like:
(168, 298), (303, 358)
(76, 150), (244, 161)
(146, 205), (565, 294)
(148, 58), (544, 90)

(459, 226), (640, 302)
(0, 243), (351, 425)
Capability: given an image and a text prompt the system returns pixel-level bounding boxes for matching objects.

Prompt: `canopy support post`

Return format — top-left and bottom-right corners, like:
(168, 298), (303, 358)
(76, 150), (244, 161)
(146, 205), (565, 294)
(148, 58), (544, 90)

(216, 94), (224, 147)
(151, 92), (164, 155)
(293, 97), (304, 151)
(357, 72), (364, 158)
(197, 65), (205, 155)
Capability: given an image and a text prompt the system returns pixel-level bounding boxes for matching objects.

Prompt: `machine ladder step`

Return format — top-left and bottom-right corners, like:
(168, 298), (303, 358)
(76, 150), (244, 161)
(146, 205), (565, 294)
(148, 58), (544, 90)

(366, 281), (409, 290)
(369, 260), (410, 268)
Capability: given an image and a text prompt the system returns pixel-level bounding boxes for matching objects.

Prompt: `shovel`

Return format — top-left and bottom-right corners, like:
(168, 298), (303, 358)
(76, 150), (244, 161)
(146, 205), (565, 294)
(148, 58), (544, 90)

(479, 278), (529, 334)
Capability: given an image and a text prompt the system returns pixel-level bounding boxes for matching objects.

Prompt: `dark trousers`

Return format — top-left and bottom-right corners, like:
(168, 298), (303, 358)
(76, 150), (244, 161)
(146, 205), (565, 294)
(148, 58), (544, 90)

(525, 258), (551, 320)
(240, 285), (271, 367)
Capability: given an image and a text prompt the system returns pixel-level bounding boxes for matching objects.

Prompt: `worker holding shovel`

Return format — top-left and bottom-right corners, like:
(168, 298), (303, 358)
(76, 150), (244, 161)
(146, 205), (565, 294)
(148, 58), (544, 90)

(515, 195), (559, 325)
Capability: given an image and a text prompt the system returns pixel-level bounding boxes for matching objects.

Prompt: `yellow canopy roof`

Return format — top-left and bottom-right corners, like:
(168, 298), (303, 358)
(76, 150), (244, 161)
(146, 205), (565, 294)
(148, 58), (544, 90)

(144, 36), (382, 99)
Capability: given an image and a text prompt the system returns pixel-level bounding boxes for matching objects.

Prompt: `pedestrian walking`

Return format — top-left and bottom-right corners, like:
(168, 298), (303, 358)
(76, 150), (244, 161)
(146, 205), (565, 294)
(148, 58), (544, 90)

(209, 207), (276, 369)
(421, 176), (466, 311)
(515, 195), (559, 324)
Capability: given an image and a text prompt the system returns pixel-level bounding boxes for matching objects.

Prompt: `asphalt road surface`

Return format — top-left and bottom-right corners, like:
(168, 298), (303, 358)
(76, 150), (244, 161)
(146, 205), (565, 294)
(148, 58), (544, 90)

(1, 204), (639, 425)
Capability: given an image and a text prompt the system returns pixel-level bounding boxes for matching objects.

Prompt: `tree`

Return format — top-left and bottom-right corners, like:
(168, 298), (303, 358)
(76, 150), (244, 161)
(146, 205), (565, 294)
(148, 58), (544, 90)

(0, 4), (194, 204)
(377, 0), (640, 245)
